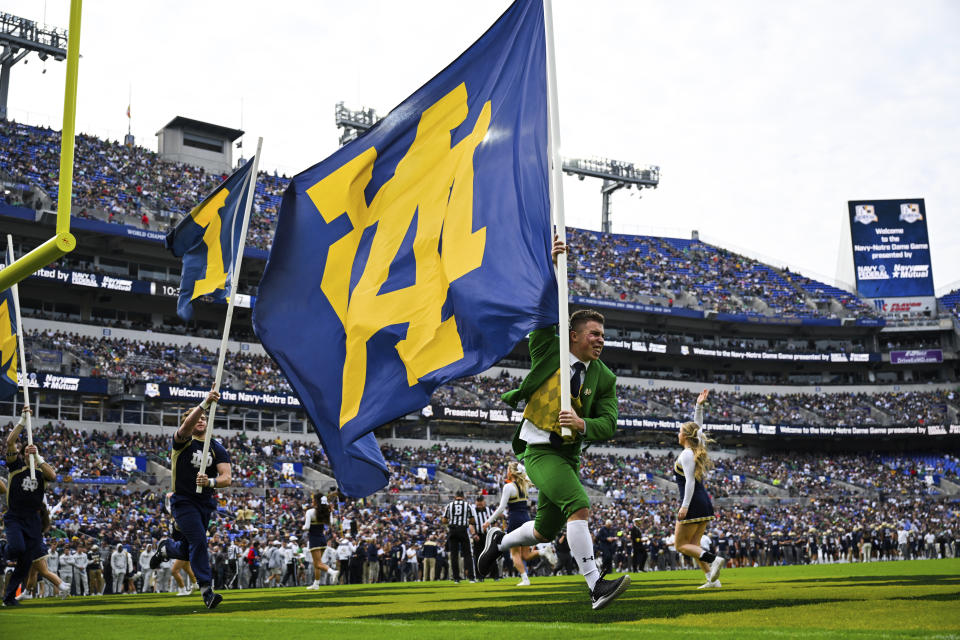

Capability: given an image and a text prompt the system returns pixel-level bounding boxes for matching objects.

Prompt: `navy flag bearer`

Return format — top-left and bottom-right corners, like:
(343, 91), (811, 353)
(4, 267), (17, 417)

(151, 389), (231, 609)
(4, 407), (69, 606)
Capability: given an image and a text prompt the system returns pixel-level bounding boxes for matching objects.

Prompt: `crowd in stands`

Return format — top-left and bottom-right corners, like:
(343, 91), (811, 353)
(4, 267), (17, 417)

(18, 328), (960, 429)
(3, 420), (958, 596)
(9, 120), (937, 321)
(9, 420), (957, 503)
(940, 288), (960, 323)
(20, 307), (258, 343)
(10, 484), (954, 599)
(565, 228), (879, 321)
(0, 119), (289, 252)
(381, 442), (959, 501)
(427, 372), (959, 428)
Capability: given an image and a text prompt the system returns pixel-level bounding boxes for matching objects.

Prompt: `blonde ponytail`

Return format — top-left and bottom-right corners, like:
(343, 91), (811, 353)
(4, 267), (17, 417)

(680, 421), (715, 481)
(507, 461), (531, 495)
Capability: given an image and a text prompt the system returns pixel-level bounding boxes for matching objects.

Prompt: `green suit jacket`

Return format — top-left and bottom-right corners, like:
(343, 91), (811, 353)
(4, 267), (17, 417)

(502, 326), (619, 457)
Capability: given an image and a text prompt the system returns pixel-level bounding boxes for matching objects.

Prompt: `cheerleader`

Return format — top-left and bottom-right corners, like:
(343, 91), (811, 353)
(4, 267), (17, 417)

(481, 462), (551, 586)
(304, 492), (339, 590)
(673, 389), (726, 589)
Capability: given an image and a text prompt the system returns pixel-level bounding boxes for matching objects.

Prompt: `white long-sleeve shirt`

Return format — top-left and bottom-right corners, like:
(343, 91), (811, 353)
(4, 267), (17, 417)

(483, 483), (519, 527)
(303, 507), (322, 531)
(678, 402), (707, 509)
(677, 448), (697, 508)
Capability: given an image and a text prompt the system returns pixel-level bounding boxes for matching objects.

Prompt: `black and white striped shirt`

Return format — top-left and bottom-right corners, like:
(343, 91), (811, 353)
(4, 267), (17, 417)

(443, 499), (476, 528)
(474, 504), (497, 529)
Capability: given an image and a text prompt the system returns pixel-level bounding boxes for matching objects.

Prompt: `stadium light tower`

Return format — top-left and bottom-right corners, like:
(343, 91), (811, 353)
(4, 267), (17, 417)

(334, 101), (381, 146)
(0, 12), (68, 120)
(562, 157), (660, 233)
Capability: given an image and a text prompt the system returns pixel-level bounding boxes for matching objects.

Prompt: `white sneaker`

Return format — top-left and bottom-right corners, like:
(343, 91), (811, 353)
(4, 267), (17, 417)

(306, 582), (320, 591)
(706, 556), (726, 583)
(516, 578), (531, 586)
(542, 545), (559, 568)
(176, 587), (190, 596)
(327, 569), (339, 582)
(190, 583), (199, 593)
(16, 591), (32, 600)
(697, 580), (722, 589)
(58, 582), (71, 599)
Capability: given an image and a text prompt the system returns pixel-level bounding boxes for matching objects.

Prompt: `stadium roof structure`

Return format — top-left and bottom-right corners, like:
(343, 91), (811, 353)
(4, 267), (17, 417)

(156, 116), (244, 142)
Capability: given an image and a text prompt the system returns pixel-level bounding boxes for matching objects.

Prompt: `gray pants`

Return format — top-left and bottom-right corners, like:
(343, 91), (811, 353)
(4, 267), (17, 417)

(141, 568), (155, 592)
(113, 572), (126, 595)
(72, 567), (89, 595)
(238, 564), (250, 589)
(364, 561), (379, 584)
(156, 568), (172, 592)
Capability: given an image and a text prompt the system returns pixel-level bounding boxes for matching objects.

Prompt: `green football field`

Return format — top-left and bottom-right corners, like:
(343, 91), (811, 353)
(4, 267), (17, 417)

(4, 559), (959, 639)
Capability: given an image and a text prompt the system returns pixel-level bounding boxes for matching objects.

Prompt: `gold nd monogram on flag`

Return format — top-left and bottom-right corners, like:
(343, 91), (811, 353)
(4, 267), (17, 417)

(307, 83), (490, 429)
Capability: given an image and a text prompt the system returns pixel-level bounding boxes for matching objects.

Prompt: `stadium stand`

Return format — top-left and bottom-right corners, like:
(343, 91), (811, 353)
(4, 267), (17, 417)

(2, 119), (958, 597)
(0, 119), (288, 251)
(942, 288), (960, 322)
(3, 421), (956, 593)
(5, 120), (937, 322)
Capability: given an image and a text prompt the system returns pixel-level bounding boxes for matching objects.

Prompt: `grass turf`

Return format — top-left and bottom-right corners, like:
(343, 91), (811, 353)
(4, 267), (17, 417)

(3, 559), (959, 639)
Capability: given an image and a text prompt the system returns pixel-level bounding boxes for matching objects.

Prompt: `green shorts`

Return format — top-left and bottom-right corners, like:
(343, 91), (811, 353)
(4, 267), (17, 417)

(522, 444), (590, 540)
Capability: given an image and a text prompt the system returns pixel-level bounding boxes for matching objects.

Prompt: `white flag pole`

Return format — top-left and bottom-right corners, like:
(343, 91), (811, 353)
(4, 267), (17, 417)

(6, 235), (35, 479)
(196, 138), (263, 493)
(543, 0), (573, 438)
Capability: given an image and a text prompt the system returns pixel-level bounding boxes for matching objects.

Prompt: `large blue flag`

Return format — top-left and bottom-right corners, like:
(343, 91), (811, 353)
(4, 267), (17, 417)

(166, 158), (255, 321)
(253, 0), (557, 497)
(0, 284), (19, 401)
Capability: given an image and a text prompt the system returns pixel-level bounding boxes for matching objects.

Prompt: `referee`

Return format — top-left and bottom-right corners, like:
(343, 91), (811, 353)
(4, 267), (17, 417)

(442, 490), (476, 583)
(472, 495), (499, 581)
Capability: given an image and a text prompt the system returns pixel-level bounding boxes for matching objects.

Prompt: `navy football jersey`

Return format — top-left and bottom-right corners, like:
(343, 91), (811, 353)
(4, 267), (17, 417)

(6, 456), (46, 512)
(170, 437), (230, 501)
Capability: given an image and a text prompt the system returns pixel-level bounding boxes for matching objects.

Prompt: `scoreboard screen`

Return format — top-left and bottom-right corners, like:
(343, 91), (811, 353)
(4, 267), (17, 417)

(848, 198), (934, 299)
